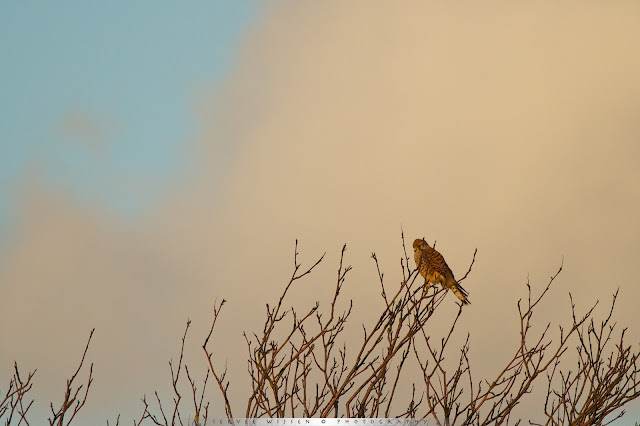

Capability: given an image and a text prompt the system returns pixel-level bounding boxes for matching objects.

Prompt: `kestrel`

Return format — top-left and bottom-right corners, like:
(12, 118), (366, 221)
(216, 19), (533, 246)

(413, 238), (470, 305)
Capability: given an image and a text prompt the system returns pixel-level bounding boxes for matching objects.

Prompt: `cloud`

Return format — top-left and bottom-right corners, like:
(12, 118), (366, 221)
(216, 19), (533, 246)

(55, 109), (113, 147)
(2, 1), (640, 422)
(208, 0), (640, 310)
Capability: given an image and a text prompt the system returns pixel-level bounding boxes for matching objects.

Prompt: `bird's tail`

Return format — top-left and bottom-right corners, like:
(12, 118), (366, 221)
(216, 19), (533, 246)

(448, 279), (470, 305)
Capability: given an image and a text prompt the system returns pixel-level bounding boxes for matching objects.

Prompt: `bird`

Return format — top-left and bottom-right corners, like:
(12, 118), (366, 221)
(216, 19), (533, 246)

(413, 238), (470, 305)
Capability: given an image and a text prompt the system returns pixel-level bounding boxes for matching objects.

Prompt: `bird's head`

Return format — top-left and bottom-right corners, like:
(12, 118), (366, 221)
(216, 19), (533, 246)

(413, 238), (428, 252)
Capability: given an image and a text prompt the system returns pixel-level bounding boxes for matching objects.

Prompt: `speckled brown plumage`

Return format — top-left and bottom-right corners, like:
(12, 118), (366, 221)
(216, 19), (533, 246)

(413, 238), (470, 305)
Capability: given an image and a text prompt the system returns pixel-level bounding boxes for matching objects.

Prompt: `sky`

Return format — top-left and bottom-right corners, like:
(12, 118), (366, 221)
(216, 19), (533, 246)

(2, 1), (640, 424)
(0, 2), (257, 226)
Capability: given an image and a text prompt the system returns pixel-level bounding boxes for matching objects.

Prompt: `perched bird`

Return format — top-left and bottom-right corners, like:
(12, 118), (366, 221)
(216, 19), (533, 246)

(413, 238), (470, 305)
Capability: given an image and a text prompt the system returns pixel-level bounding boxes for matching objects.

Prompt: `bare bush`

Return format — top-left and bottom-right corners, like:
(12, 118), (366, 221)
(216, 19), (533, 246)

(1, 328), (94, 426)
(1, 362), (36, 424)
(3, 237), (639, 425)
(196, 236), (639, 424)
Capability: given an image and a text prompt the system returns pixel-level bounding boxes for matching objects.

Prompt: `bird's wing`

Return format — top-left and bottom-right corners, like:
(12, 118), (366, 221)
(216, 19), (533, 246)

(426, 246), (455, 280)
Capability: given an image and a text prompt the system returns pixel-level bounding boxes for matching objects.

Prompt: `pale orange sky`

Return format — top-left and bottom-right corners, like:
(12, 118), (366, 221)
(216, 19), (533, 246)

(2, 1), (640, 422)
